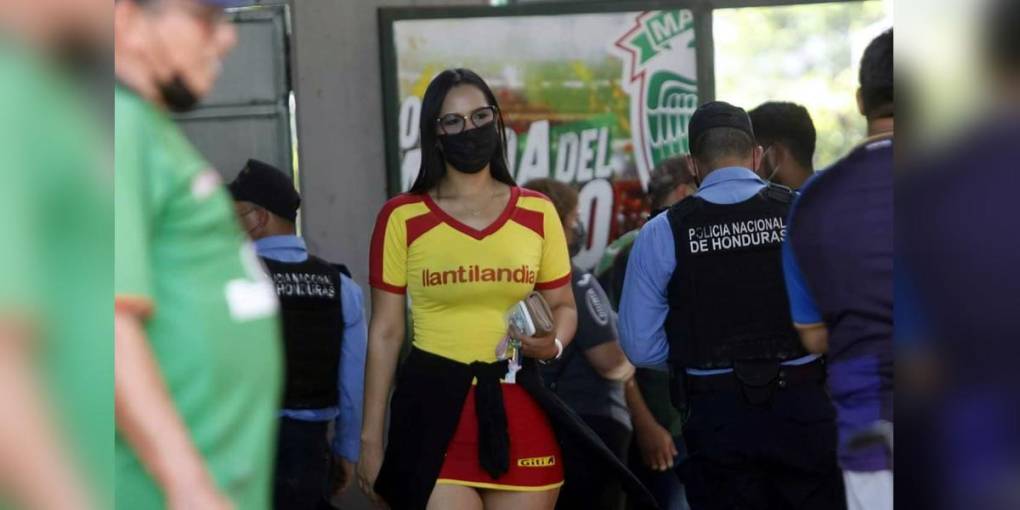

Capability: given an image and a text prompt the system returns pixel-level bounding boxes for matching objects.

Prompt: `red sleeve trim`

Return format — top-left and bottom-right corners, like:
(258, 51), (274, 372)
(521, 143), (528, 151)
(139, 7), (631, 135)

(535, 272), (572, 290)
(517, 187), (552, 201)
(369, 278), (407, 295)
(369, 194), (422, 288)
(406, 212), (443, 247)
(511, 207), (545, 238)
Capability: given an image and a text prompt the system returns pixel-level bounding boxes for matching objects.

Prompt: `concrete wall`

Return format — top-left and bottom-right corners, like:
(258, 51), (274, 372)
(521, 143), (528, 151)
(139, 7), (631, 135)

(291, 0), (484, 297)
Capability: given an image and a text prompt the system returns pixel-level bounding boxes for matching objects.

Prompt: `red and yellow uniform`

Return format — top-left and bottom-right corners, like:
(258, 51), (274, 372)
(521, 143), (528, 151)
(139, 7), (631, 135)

(370, 186), (570, 490)
(370, 186), (571, 363)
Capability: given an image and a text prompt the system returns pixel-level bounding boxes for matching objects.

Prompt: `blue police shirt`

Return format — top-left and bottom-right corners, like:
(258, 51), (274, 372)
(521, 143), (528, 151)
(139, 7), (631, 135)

(618, 167), (819, 375)
(255, 235), (366, 462)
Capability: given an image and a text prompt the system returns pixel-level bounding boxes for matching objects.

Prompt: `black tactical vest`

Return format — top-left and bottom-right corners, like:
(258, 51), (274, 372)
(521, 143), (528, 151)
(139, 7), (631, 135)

(262, 255), (343, 409)
(664, 184), (807, 370)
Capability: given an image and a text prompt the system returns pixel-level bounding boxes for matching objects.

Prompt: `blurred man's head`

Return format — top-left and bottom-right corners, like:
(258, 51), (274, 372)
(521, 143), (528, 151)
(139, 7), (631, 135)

(114, 0), (240, 111)
(858, 29), (894, 129)
(229, 159), (301, 240)
(0, 0), (109, 58)
(686, 101), (763, 181)
(648, 156), (697, 211)
(749, 102), (816, 189)
(521, 178), (584, 257)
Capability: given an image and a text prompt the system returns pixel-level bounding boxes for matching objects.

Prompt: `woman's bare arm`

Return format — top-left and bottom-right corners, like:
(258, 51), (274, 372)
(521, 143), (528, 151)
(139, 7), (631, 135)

(356, 289), (406, 506)
(360, 290), (406, 446)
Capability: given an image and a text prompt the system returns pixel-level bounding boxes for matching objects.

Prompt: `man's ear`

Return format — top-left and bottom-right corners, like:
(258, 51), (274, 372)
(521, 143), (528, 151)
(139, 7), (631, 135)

(752, 145), (765, 173)
(685, 154), (699, 180)
(771, 144), (789, 168)
(857, 88), (866, 117)
(256, 207), (270, 231)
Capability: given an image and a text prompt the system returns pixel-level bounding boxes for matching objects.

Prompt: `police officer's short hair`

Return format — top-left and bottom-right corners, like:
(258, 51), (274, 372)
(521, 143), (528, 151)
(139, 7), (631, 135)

(859, 29), (893, 119)
(691, 127), (756, 168)
(749, 102), (816, 170)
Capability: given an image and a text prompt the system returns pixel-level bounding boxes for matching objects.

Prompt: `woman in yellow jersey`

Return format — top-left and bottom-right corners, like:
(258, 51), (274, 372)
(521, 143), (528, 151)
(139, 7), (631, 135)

(357, 68), (578, 510)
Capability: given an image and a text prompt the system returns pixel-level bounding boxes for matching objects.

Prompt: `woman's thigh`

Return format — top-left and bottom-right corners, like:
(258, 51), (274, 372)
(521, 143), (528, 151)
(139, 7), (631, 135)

(427, 483), (484, 510)
(481, 488), (560, 510)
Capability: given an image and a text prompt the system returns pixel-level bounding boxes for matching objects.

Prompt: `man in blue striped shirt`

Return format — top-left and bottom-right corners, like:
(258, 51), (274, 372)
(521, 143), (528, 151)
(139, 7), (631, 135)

(619, 102), (844, 510)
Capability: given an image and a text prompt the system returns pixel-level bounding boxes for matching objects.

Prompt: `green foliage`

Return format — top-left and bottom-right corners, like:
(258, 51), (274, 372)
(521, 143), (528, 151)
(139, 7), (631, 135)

(714, 1), (890, 168)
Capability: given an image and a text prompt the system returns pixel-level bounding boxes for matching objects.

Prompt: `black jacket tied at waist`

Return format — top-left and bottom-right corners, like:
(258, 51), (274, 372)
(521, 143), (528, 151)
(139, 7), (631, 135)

(374, 347), (658, 510)
(469, 358), (511, 479)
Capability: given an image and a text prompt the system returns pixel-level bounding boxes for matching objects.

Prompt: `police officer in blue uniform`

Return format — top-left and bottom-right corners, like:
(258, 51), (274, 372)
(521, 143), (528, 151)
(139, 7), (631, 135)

(229, 160), (368, 509)
(618, 102), (845, 510)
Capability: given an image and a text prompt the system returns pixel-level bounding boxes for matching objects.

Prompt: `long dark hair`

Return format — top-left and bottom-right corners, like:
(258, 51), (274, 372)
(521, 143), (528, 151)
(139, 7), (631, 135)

(408, 68), (516, 194)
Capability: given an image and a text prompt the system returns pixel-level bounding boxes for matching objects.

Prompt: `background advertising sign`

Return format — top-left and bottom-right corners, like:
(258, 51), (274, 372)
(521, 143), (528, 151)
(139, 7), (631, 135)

(382, 7), (705, 270)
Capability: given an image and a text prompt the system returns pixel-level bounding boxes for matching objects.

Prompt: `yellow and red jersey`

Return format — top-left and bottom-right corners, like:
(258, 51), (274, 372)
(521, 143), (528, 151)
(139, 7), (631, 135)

(370, 186), (571, 363)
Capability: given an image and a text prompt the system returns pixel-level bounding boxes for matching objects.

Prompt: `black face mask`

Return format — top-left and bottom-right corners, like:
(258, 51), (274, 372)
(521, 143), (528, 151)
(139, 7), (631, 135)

(569, 221), (587, 257)
(159, 75), (201, 112)
(439, 123), (499, 174)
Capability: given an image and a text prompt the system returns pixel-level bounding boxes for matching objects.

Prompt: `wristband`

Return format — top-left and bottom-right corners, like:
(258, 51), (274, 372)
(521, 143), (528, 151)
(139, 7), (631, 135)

(539, 338), (564, 365)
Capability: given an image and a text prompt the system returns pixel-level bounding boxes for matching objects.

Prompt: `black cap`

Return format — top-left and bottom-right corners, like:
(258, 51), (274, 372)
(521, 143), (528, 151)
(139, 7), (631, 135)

(687, 101), (755, 154)
(228, 159), (300, 223)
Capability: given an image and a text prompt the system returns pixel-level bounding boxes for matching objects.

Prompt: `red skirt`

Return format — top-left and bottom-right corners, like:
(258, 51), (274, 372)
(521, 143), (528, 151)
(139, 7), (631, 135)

(436, 382), (564, 491)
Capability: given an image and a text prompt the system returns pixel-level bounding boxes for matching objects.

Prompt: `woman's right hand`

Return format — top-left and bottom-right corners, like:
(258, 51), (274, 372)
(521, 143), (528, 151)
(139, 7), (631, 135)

(356, 440), (388, 509)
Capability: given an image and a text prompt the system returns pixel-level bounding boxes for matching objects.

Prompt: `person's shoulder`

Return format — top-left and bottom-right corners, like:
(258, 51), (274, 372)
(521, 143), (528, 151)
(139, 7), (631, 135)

(517, 186), (551, 201)
(516, 186), (556, 213)
(376, 192), (429, 223)
(338, 272), (364, 296)
(114, 88), (156, 152)
(811, 136), (892, 189)
(611, 228), (640, 248)
(115, 85), (148, 121)
(381, 192), (428, 209)
(596, 229), (639, 275)
(639, 207), (672, 236)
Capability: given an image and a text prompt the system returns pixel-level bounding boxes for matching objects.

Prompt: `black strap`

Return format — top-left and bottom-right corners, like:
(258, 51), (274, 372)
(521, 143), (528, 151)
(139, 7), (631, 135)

(667, 195), (704, 224)
(759, 182), (795, 204)
(469, 360), (511, 479)
(330, 263), (352, 279)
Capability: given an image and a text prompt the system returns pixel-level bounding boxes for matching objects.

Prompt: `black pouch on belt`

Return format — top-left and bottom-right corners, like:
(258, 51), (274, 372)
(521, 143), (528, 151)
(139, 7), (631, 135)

(732, 360), (780, 406)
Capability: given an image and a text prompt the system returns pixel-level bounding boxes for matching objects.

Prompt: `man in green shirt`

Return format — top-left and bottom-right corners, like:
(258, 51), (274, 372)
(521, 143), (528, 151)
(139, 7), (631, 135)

(114, 1), (283, 508)
(0, 1), (112, 508)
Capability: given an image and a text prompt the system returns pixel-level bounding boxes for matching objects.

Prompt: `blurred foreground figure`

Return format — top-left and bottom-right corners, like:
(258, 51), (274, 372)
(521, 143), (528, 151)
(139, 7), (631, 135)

(0, 0), (111, 508)
(899, 2), (1020, 508)
(782, 29), (894, 510)
(114, 0), (283, 508)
